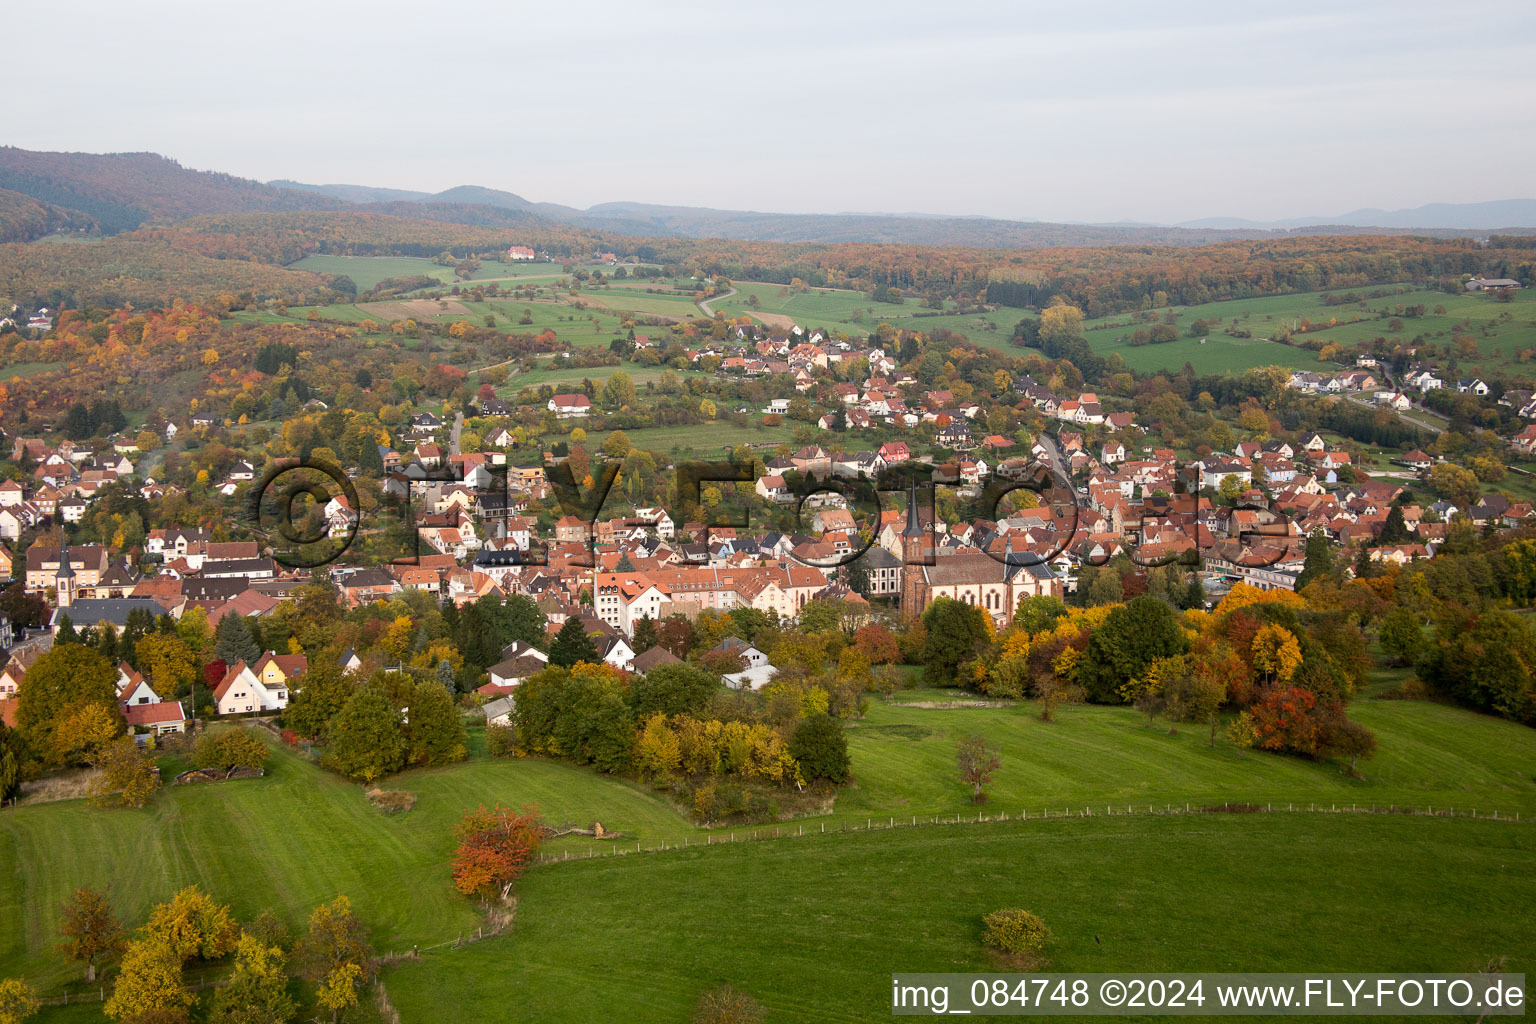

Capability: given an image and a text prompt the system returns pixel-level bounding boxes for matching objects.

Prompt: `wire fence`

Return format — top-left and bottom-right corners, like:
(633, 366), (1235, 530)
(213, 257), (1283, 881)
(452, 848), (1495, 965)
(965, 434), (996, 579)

(528, 798), (1532, 865)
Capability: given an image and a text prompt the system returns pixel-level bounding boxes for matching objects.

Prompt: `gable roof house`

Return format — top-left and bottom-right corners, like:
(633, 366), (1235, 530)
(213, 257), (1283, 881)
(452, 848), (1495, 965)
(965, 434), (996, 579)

(213, 659), (289, 715)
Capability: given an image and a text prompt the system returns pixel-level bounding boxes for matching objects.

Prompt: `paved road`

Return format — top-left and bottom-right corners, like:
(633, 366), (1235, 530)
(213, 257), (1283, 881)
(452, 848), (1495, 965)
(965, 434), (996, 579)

(450, 411), (464, 455)
(697, 285), (737, 317)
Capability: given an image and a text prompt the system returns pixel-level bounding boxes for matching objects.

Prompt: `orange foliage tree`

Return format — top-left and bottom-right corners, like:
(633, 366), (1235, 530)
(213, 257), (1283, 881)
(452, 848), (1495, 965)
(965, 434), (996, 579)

(450, 805), (544, 902)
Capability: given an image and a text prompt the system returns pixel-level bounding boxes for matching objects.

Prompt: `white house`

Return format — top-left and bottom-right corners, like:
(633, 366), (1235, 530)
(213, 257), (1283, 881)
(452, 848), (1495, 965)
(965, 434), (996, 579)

(548, 394), (592, 418)
(213, 659), (289, 715)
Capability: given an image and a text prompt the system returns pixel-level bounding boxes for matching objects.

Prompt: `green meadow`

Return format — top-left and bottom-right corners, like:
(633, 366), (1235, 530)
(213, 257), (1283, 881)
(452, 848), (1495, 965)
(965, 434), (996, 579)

(7, 687), (1533, 1017)
(379, 812), (1535, 1024)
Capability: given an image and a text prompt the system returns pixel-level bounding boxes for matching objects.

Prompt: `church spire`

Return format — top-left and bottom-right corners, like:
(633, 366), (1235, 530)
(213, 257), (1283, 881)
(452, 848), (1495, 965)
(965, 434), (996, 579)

(56, 531), (74, 608)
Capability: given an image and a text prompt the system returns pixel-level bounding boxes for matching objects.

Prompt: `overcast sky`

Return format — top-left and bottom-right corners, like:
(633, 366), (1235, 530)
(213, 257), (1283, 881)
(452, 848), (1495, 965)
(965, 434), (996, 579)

(7, 0), (1535, 224)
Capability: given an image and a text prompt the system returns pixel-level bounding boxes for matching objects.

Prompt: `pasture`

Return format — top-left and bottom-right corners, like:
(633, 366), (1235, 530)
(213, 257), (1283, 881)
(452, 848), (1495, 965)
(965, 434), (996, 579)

(1075, 285), (1536, 377)
(7, 683), (1534, 1007)
(379, 812), (1536, 1024)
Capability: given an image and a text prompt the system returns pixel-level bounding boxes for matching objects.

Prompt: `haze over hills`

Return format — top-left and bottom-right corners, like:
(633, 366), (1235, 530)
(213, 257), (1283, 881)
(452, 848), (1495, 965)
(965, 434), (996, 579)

(3, 147), (1535, 251)
(1178, 198), (1536, 231)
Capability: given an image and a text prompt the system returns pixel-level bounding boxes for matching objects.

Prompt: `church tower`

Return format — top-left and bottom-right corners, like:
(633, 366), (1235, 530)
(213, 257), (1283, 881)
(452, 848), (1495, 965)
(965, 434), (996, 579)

(900, 476), (928, 619)
(55, 534), (75, 609)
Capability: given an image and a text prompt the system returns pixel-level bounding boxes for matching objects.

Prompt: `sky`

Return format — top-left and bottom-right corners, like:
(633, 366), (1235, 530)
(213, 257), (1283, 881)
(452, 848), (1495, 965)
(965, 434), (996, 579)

(6, 0), (1536, 225)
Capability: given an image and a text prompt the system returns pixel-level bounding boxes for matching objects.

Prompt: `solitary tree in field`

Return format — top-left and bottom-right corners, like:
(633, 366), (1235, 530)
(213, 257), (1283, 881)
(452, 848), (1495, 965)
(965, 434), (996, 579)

(956, 734), (1002, 803)
(57, 887), (126, 982)
(451, 804), (545, 902)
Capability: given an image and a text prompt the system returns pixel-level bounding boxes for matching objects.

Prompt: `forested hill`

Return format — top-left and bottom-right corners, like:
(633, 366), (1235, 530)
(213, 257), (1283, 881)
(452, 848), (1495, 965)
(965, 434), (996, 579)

(0, 148), (348, 238)
(6, 146), (1536, 252)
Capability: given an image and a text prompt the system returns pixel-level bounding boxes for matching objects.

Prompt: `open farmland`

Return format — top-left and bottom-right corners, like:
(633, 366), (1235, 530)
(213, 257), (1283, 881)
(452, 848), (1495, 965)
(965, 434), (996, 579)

(1075, 285), (1536, 376)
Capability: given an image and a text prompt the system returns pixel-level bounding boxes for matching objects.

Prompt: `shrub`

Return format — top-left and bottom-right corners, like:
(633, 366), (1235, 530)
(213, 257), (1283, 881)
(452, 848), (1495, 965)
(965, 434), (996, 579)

(787, 714), (849, 784)
(982, 908), (1049, 958)
(693, 985), (765, 1024)
(193, 727), (270, 770)
(365, 789), (416, 815)
(485, 725), (518, 758)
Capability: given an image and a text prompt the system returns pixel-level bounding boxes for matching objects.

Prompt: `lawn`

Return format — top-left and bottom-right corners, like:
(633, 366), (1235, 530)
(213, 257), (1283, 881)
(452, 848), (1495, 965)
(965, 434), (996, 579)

(380, 812), (1536, 1024)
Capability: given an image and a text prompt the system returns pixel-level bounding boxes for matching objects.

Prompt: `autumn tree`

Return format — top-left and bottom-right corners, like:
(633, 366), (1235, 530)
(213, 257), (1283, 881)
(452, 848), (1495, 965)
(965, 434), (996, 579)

(143, 886), (240, 963)
(87, 738), (162, 809)
(956, 734), (1002, 803)
(105, 938), (193, 1023)
(450, 804), (545, 901)
(0, 978), (39, 1024)
(57, 887), (126, 982)
(14, 644), (121, 766)
(53, 701), (122, 767)
(1251, 624), (1303, 684)
(134, 634), (198, 699)
(298, 896), (375, 1024)
(206, 933), (296, 1024)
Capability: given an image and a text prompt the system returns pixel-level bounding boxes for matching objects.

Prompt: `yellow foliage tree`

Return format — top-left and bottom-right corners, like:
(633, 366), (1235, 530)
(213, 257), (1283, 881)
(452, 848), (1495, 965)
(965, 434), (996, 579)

(0, 978), (40, 1024)
(143, 886), (239, 963)
(104, 939), (191, 1022)
(634, 713), (681, 777)
(1251, 624), (1303, 684)
(52, 702), (121, 765)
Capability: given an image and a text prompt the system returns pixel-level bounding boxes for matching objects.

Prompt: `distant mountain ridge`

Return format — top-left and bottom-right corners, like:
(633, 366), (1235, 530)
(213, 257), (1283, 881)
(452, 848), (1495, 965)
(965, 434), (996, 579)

(2, 146), (1534, 249)
(1177, 198), (1536, 231)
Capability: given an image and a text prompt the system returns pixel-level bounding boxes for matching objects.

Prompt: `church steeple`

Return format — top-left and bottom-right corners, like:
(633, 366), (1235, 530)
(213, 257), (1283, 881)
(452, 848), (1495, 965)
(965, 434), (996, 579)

(56, 532), (74, 609)
(900, 476), (927, 619)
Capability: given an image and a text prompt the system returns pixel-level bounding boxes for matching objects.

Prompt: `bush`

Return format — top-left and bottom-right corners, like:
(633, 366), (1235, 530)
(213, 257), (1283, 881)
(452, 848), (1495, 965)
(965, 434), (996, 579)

(485, 725), (518, 758)
(693, 985), (765, 1024)
(365, 788), (416, 815)
(193, 727), (270, 770)
(982, 908), (1049, 958)
(787, 714), (850, 784)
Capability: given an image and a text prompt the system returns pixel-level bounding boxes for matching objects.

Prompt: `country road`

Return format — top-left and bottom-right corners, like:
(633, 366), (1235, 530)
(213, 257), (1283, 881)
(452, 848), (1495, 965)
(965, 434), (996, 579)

(698, 286), (736, 317)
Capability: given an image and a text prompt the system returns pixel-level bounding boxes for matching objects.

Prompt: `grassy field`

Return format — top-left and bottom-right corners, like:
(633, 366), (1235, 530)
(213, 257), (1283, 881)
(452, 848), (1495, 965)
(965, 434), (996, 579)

(841, 692), (1536, 819)
(613, 421), (800, 457)
(6, 689), (1534, 1001)
(0, 741), (695, 989)
(0, 360), (64, 380)
(380, 812), (1536, 1024)
(1074, 286), (1536, 377)
(712, 282), (916, 331)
